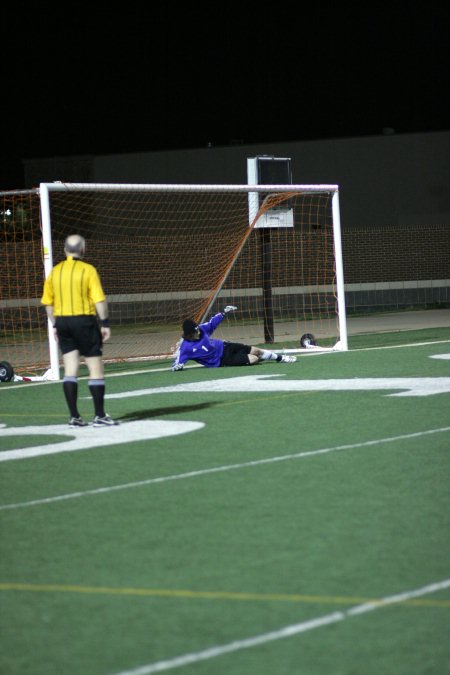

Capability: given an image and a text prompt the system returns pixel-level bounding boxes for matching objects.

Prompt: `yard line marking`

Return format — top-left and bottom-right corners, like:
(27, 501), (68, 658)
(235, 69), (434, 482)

(352, 339), (450, 351)
(2, 339), (449, 392)
(109, 578), (450, 675)
(104, 374), (450, 398)
(0, 420), (204, 462)
(1, 582), (449, 608)
(1, 426), (449, 511)
(112, 613), (346, 675)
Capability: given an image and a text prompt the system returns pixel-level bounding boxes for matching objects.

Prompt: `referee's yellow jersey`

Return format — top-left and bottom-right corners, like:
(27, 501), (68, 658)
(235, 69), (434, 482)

(41, 256), (106, 316)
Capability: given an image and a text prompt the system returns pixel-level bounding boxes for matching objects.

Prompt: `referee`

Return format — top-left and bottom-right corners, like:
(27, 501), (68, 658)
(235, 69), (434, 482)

(41, 234), (118, 427)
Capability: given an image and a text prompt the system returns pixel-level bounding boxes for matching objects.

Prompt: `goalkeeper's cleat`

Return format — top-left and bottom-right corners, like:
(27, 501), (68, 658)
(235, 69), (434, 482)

(69, 416), (89, 427)
(280, 355), (297, 363)
(93, 414), (119, 427)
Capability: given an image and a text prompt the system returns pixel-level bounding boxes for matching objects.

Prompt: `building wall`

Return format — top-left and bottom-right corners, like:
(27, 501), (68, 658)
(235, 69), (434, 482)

(22, 131), (450, 312)
(24, 130), (450, 229)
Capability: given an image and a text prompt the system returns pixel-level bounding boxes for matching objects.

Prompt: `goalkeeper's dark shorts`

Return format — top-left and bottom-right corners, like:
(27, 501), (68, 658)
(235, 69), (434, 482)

(55, 315), (103, 357)
(220, 341), (252, 367)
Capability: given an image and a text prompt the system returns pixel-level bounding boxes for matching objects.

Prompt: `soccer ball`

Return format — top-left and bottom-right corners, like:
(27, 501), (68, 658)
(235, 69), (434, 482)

(0, 361), (14, 382)
(300, 333), (316, 348)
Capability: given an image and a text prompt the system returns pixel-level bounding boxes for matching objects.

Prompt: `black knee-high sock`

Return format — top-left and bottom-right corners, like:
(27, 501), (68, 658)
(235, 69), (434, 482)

(63, 377), (79, 417)
(88, 379), (106, 417)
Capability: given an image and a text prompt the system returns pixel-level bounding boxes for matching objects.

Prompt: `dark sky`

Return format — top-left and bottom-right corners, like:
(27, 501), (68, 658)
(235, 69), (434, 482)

(1, 4), (449, 189)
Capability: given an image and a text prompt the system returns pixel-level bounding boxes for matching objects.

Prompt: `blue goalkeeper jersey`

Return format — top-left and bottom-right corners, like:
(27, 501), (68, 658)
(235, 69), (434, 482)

(173, 313), (225, 368)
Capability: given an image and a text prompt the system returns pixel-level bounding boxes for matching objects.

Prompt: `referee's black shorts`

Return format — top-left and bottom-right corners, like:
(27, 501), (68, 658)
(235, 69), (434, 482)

(55, 315), (103, 357)
(220, 341), (251, 367)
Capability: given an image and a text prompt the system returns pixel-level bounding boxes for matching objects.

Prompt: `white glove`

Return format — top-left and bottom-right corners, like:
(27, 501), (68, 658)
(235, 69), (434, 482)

(222, 305), (237, 315)
(172, 363), (184, 371)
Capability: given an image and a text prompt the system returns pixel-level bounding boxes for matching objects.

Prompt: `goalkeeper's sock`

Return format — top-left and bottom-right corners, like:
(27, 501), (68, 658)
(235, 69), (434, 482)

(63, 377), (80, 417)
(88, 379), (106, 417)
(260, 350), (279, 361)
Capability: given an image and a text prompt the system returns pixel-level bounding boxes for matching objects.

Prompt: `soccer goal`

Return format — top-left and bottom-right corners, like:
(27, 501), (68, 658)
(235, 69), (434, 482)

(1, 182), (347, 380)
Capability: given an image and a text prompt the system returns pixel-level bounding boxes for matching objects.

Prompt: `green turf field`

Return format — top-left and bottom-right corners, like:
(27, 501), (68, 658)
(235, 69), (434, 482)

(1, 328), (449, 675)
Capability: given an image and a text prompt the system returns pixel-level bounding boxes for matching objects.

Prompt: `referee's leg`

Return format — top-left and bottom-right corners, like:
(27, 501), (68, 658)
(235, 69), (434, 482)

(62, 350), (82, 419)
(85, 356), (106, 418)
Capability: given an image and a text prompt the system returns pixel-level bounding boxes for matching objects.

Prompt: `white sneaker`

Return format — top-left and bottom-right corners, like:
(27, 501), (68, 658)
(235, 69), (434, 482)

(69, 416), (89, 427)
(281, 355), (297, 363)
(93, 415), (119, 427)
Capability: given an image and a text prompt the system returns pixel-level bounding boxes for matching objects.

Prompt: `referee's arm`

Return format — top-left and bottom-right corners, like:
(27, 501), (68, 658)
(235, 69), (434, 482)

(96, 300), (111, 342)
(44, 305), (57, 333)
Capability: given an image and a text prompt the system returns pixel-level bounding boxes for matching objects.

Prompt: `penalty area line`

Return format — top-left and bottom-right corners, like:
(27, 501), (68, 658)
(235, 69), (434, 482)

(1, 426), (449, 511)
(109, 578), (450, 675)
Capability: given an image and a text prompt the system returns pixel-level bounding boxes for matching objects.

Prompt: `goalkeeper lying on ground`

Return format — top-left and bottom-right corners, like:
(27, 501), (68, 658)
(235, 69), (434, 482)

(172, 306), (296, 371)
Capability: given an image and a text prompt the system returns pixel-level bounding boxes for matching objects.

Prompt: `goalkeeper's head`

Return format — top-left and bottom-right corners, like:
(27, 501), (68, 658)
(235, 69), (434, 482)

(182, 319), (199, 339)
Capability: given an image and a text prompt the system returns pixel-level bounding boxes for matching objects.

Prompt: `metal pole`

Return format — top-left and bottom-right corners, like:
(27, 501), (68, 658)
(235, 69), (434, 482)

(40, 183), (60, 380)
(332, 190), (348, 350)
(261, 228), (274, 343)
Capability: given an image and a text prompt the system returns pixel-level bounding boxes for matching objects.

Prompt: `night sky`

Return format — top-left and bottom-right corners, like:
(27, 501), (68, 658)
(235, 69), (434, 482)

(1, 4), (449, 189)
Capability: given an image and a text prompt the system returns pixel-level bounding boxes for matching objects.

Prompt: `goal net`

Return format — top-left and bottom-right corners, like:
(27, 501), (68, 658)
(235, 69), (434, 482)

(1, 183), (347, 379)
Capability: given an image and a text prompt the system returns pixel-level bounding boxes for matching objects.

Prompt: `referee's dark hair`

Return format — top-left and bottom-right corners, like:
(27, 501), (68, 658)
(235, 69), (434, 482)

(64, 234), (85, 256)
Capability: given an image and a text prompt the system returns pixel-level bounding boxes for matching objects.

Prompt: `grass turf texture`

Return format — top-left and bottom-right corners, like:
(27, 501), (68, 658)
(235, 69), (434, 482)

(0, 328), (449, 675)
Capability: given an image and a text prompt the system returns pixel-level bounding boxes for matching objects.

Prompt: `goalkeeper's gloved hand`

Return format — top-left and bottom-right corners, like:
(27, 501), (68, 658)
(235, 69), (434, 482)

(222, 305), (237, 316)
(172, 363), (184, 371)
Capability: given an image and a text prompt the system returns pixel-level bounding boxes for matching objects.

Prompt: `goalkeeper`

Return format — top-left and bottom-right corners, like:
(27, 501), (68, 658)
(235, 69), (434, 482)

(172, 306), (296, 371)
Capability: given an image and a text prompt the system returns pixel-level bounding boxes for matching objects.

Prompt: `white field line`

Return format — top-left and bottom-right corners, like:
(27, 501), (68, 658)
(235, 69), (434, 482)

(1, 426), (449, 512)
(109, 577), (450, 675)
(351, 339), (450, 351)
(2, 339), (449, 391)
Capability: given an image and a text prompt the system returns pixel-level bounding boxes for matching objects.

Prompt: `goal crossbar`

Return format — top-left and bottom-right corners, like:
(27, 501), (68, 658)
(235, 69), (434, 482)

(41, 183), (340, 192)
